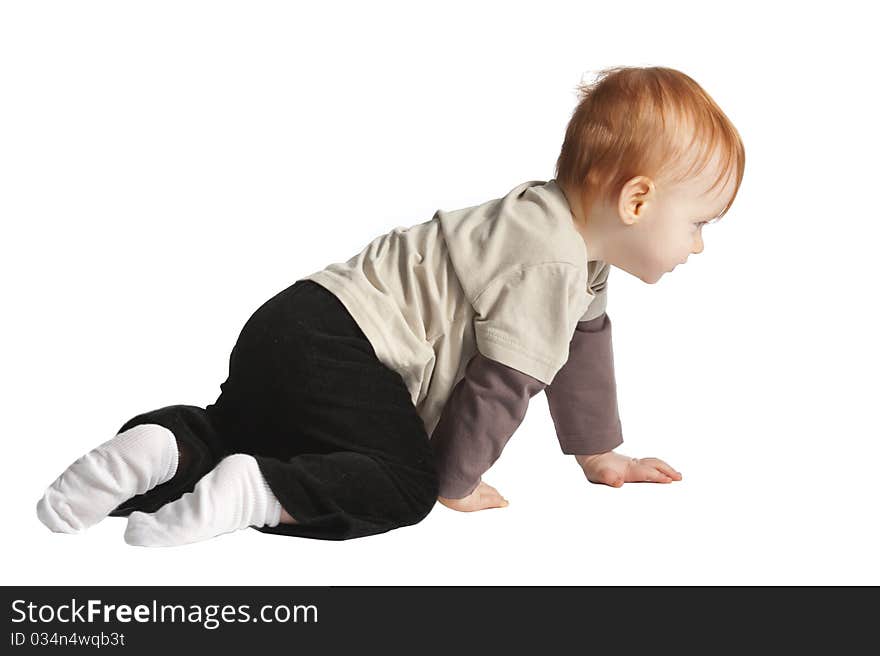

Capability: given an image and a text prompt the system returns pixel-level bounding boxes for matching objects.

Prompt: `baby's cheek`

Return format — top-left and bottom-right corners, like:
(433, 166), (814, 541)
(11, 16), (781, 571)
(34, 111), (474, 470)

(650, 248), (670, 273)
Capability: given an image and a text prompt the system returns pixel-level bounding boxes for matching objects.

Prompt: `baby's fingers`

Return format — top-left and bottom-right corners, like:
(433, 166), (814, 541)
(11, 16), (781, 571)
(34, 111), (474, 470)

(439, 480), (509, 512)
(478, 481), (509, 509)
(627, 461), (673, 483)
(640, 457), (682, 481)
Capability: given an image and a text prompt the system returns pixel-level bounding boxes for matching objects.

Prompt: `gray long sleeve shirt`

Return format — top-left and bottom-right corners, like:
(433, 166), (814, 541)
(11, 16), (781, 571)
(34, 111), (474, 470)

(431, 311), (623, 498)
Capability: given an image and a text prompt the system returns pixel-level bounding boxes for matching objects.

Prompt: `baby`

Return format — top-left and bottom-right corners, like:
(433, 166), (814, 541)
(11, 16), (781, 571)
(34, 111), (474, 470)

(36, 65), (744, 545)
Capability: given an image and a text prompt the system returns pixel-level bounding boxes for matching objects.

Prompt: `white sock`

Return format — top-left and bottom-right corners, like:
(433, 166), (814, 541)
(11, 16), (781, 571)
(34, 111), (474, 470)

(36, 423), (179, 534)
(123, 453), (282, 547)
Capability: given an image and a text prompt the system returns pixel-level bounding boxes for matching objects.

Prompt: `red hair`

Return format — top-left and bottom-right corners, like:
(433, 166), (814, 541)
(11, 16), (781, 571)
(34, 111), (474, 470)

(555, 66), (745, 224)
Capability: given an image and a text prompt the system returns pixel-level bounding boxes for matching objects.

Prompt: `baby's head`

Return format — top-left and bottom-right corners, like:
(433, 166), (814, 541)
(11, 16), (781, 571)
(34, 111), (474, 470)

(555, 66), (745, 283)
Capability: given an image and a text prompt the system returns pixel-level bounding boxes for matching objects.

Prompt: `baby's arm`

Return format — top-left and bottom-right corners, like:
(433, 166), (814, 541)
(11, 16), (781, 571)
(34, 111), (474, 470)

(431, 351), (546, 511)
(544, 312), (624, 455)
(545, 312), (682, 485)
(433, 310), (681, 516)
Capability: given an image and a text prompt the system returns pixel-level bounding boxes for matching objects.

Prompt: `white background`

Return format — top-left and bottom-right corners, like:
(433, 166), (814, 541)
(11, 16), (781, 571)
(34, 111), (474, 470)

(2, 0), (877, 586)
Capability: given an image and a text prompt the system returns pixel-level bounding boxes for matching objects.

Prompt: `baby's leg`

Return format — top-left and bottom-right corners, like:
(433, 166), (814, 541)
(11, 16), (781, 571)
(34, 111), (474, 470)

(234, 278), (440, 541)
(123, 453), (283, 547)
(123, 446), (437, 545)
(250, 447), (438, 541)
(118, 277), (437, 545)
(36, 404), (225, 533)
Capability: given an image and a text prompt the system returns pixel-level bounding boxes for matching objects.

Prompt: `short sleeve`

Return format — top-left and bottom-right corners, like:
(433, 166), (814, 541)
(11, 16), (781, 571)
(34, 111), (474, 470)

(580, 261), (610, 322)
(471, 263), (588, 385)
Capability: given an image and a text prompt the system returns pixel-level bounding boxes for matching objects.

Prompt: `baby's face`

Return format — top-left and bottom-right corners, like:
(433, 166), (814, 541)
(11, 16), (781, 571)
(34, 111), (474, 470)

(621, 148), (737, 283)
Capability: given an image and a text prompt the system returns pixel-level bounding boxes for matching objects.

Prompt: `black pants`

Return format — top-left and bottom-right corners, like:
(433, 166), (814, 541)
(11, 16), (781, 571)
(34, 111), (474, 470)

(108, 280), (439, 541)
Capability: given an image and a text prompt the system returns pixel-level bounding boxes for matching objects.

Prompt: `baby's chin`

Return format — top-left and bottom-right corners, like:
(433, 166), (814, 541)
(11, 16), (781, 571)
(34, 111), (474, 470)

(637, 268), (667, 284)
(618, 260), (670, 284)
(649, 262), (681, 283)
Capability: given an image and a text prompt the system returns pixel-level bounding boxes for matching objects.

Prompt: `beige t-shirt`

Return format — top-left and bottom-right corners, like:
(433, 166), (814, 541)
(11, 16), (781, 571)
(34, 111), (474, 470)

(299, 179), (610, 438)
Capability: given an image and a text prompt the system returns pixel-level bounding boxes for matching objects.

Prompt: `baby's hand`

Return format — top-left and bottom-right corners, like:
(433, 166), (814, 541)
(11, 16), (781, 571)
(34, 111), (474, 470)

(437, 479), (509, 512)
(575, 451), (682, 487)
